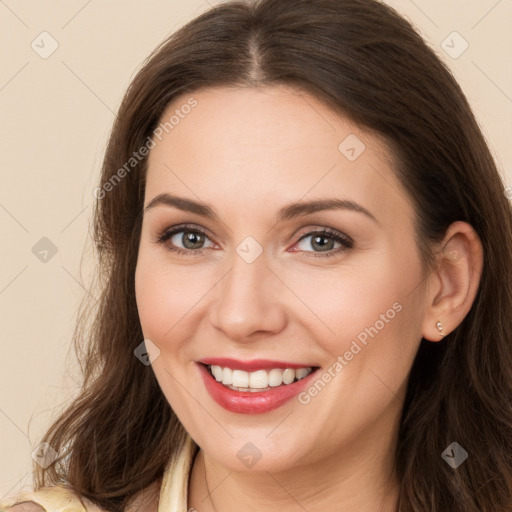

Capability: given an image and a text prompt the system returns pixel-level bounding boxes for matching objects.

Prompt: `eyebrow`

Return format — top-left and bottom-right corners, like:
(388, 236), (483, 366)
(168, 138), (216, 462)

(144, 193), (378, 224)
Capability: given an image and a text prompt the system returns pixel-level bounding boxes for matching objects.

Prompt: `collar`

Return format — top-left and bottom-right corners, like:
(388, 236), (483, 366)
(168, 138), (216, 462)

(158, 433), (199, 512)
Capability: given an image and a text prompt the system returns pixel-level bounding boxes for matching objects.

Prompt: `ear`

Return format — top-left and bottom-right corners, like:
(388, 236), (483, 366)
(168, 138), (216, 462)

(421, 221), (484, 342)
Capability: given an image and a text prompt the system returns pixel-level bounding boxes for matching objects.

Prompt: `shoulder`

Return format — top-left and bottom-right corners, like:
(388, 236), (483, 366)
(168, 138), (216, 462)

(3, 504), (45, 512)
(1, 481), (161, 512)
(0, 485), (104, 512)
(3, 504), (44, 512)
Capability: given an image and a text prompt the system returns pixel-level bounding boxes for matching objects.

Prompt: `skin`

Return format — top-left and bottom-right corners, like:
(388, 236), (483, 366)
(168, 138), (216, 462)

(134, 85), (483, 512)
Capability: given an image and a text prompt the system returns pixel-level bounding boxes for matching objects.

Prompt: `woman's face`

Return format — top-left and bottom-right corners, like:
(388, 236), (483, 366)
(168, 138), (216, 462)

(135, 85), (428, 473)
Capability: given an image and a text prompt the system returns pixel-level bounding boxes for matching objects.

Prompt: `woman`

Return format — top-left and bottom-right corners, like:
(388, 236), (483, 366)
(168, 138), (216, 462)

(3, 0), (512, 510)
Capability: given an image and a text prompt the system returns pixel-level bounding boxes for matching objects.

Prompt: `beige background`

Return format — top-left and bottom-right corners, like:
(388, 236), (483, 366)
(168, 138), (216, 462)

(1, 0), (511, 499)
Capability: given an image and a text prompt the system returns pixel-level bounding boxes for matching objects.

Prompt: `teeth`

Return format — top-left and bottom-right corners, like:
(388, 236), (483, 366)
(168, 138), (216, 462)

(212, 365), (223, 381)
(249, 370), (268, 389)
(232, 369), (249, 388)
(208, 365), (313, 390)
(295, 368), (309, 380)
(222, 367), (233, 385)
(282, 368), (295, 385)
(268, 368), (283, 387)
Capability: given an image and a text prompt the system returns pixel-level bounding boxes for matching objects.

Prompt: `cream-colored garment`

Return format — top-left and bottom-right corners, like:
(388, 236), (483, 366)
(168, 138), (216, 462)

(0, 435), (198, 512)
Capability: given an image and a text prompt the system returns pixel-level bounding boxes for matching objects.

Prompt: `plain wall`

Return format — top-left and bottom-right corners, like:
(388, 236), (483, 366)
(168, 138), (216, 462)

(1, 0), (511, 498)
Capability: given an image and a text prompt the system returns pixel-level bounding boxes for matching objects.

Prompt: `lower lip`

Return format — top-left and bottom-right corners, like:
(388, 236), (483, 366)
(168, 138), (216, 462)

(197, 363), (318, 414)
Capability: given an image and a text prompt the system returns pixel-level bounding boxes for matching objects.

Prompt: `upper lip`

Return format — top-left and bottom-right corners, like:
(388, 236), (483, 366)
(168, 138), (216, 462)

(198, 357), (317, 372)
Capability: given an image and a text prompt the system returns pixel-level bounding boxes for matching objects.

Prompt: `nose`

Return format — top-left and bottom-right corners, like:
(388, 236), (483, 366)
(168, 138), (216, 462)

(208, 249), (288, 342)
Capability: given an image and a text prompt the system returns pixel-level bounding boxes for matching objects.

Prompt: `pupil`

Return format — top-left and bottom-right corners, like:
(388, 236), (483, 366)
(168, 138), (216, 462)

(312, 235), (333, 251)
(183, 231), (203, 249)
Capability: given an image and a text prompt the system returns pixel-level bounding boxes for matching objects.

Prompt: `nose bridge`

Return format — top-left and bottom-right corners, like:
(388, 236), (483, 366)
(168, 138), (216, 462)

(210, 243), (286, 340)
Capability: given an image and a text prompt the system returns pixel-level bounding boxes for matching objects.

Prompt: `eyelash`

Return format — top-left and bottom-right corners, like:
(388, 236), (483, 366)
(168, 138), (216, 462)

(153, 223), (354, 258)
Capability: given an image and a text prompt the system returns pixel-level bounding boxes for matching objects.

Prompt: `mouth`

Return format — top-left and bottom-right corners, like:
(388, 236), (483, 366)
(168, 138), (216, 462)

(202, 363), (317, 392)
(196, 358), (321, 414)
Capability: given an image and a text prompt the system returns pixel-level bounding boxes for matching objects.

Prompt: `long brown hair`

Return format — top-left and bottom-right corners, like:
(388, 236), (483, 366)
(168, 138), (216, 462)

(35, 1), (512, 510)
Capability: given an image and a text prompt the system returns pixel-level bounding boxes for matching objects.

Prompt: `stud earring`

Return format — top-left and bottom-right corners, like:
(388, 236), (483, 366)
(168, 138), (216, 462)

(436, 321), (444, 337)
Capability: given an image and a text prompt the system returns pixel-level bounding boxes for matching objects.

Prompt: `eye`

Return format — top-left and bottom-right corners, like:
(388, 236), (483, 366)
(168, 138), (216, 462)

(153, 224), (353, 258)
(154, 224), (215, 255)
(293, 228), (353, 257)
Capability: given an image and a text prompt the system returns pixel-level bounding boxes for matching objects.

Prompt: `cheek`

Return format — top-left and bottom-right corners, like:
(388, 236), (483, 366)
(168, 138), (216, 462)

(135, 264), (172, 339)
(134, 251), (213, 346)
(289, 253), (417, 348)
(288, 249), (424, 409)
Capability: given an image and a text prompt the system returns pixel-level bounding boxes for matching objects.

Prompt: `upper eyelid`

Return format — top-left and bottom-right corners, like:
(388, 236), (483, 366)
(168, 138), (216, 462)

(157, 223), (349, 238)
(158, 223), (214, 240)
(156, 224), (352, 248)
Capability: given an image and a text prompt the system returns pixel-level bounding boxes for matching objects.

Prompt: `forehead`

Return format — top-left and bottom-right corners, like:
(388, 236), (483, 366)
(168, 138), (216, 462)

(144, 85), (411, 226)
(150, 85), (391, 162)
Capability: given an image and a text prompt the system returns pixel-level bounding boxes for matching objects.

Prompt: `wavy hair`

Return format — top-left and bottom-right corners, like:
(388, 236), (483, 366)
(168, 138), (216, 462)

(34, 0), (512, 510)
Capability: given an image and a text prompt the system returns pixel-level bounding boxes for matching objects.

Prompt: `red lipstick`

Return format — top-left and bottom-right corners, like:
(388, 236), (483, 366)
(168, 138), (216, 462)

(196, 361), (319, 414)
(198, 357), (313, 371)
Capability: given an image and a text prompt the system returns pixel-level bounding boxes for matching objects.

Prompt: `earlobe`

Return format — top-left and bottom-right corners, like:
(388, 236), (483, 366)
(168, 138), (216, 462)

(436, 321), (444, 338)
(421, 221), (483, 342)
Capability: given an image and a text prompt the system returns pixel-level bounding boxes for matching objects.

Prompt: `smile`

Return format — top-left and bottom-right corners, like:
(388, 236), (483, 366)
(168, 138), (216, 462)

(207, 364), (313, 391)
(197, 358), (320, 414)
